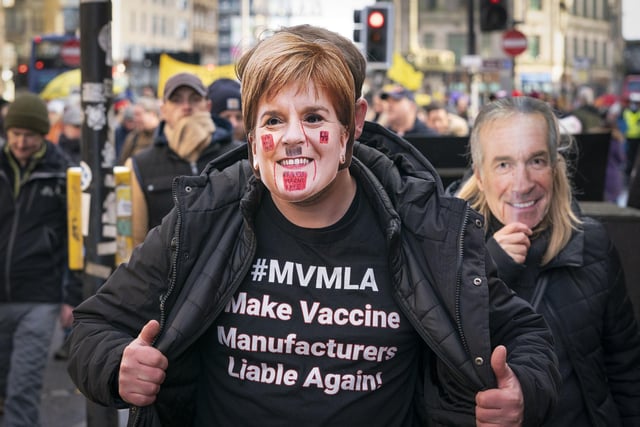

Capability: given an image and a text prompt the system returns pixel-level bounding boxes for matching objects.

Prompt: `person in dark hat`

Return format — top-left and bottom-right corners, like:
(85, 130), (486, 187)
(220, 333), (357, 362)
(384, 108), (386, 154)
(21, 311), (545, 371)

(125, 72), (242, 247)
(207, 78), (246, 142)
(380, 85), (437, 137)
(0, 93), (81, 426)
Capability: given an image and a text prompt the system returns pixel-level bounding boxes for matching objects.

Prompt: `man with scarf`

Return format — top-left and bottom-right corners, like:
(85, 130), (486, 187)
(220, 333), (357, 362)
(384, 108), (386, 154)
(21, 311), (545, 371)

(125, 72), (242, 247)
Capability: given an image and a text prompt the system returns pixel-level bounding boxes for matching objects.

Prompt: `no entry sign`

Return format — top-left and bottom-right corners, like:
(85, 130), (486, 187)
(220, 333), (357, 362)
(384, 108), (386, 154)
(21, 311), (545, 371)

(61, 39), (81, 67)
(502, 29), (527, 57)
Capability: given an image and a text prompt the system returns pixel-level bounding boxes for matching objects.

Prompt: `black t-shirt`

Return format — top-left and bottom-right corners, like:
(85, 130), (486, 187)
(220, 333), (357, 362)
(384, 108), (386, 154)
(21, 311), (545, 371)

(195, 185), (421, 426)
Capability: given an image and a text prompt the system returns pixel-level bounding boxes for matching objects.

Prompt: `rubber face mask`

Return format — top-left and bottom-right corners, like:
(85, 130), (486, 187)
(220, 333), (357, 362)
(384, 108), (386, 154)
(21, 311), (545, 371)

(476, 113), (553, 230)
(252, 84), (348, 204)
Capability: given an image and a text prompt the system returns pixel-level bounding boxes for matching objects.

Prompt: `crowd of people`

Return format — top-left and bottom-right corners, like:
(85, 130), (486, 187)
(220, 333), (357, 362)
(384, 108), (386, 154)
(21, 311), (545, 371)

(366, 80), (640, 208)
(0, 23), (639, 427)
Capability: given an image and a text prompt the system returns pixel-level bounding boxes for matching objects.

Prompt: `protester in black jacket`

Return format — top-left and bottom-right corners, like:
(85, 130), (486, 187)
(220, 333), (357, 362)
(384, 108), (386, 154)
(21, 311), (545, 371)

(0, 93), (81, 426)
(456, 96), (640, 426)
(68, 28), (560, 427)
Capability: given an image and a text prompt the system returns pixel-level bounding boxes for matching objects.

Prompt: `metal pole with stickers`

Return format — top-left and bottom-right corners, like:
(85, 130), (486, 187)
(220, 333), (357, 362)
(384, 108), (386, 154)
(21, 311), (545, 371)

(79, 0), (119, 425)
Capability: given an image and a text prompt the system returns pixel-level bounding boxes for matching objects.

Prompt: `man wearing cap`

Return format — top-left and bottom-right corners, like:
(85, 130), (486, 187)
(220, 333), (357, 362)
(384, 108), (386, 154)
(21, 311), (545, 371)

(126, 72), (242, 247)
(380, 85), (438, 137)
(208, 78), (246, 142)
(0, 93), (81, 426)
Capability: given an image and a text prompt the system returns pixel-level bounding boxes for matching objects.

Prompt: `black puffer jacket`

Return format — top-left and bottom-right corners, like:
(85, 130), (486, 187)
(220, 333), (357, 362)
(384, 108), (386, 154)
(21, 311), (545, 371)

(68, 122), (559, 427)
(486, 216), (640, 427)
(0, 141), (81, 305)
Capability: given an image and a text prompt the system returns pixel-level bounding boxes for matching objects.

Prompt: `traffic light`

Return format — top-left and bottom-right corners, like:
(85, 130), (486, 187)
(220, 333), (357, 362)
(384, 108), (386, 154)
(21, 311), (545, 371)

(353, 9), (363, 43)
(480, 0), (509, 32)
(14, 63), (28, 89)
(364, 3), (394, 70)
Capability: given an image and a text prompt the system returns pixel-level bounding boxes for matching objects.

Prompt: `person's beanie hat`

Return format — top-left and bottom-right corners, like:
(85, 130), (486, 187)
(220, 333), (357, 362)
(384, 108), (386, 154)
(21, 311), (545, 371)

(4, 93), (50, 135)
(207, 78), (241, 115)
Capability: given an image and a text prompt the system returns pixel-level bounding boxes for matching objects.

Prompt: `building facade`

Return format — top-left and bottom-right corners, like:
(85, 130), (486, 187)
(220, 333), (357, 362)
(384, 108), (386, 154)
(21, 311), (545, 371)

(397, 0), (623, 104)
(0, 0), (625, 103)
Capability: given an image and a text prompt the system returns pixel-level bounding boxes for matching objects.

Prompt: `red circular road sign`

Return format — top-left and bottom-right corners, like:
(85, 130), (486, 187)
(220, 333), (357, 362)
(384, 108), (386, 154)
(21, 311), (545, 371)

(502, 29), (528, 56)
(61, 39), (81, 67)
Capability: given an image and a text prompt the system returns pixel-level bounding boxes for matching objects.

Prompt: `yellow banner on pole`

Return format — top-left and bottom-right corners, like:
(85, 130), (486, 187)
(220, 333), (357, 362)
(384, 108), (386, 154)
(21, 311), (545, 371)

(67, 167), (84, 270)
(158, 54), (238, 98)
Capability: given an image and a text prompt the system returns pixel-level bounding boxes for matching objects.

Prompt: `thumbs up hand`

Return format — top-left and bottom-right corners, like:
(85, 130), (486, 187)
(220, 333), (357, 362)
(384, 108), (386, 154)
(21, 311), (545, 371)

(119, 320), (169, 406)
(475, 345), (524, 426)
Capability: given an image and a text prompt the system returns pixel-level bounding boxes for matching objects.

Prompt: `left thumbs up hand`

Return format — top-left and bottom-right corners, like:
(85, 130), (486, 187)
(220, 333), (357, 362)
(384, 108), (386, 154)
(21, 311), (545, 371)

(475, 345), (524, 426)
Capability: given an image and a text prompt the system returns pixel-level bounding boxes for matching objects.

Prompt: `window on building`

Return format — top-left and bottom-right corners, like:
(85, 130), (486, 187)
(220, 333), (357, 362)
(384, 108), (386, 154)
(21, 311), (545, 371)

(177, 21), (188, 40)
(130, 11), (136, 33)
(529, 0), (542, 11)
(33, 9), (44, 33)
(421, 0), (438, 11)
(141, 13), (147, 33)
(420, 0), (464, 12)
(8, 9), (23, 34)
(480, 35), (492, 56)
(422, 33), (435, 49)
(528, 35), (540, 59)
(603, 0), (610, 20)
(447, 33), (466, 65)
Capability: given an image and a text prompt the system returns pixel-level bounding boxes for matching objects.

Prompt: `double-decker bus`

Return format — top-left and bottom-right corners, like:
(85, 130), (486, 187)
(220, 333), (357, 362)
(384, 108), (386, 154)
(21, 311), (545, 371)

(26, 34), (80, 94)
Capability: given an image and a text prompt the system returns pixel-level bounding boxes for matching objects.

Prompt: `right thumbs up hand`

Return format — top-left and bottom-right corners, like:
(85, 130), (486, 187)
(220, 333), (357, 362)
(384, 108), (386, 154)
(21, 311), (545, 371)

(119, 320), (169, 406)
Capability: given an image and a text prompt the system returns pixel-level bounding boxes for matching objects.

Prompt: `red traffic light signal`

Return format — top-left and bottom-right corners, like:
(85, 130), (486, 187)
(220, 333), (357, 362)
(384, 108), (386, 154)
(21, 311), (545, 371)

(367, 10), (385, 29)
(364, 3), (394, 69)
(480, 0), (509, 32)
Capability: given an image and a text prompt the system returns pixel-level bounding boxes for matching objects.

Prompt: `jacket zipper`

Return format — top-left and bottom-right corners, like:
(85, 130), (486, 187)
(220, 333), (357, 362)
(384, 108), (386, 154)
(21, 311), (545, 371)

(389, 216), (477, 391)
(130, 182), (258, 427)
(130, 178), (184, 427)
(454, 205), (471, 356)
(4, 194), (19, 301)
(2, 170), (49, 301)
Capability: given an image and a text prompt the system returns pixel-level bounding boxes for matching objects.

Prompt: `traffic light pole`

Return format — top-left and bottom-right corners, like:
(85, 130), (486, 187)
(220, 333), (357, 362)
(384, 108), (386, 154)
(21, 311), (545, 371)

(79, 1), (119, 426)
(467, 0), (480, 118)
(467, 0), (476, 55)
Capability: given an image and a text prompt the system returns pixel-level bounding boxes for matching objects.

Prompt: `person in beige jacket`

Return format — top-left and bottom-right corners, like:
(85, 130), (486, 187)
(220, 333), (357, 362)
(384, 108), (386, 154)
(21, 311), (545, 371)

(124, 72), (241, 247)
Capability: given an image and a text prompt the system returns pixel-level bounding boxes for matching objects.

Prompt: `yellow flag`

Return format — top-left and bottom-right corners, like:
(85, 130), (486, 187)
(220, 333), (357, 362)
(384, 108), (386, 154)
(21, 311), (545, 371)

(158, 54), (238, 97)
(386, 53), (423, 92)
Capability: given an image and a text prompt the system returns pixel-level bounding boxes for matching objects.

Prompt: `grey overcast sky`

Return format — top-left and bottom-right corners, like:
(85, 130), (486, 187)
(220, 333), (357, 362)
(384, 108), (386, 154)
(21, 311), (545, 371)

(623, 0), (640, 40)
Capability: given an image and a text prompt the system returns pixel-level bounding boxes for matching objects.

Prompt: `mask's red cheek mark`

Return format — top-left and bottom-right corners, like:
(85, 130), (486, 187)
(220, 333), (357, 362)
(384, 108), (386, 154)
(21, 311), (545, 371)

(283, 171), (307, 191)
(320, 130), (329, 144)
(261, 134), (275, 151)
